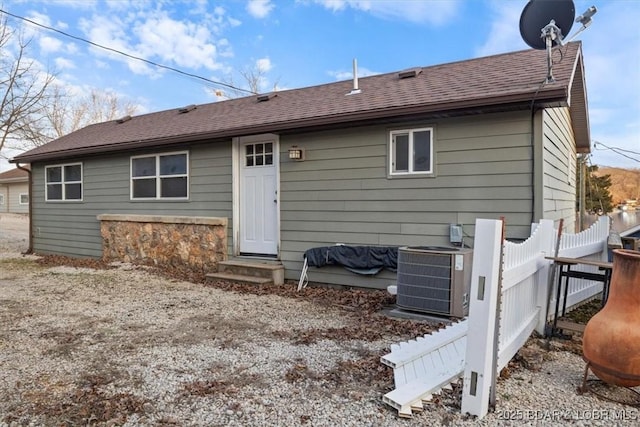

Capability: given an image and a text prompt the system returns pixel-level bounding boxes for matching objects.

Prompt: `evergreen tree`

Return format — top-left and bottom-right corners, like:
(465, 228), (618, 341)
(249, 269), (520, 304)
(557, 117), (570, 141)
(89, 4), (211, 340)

(579, 165), (614, 214)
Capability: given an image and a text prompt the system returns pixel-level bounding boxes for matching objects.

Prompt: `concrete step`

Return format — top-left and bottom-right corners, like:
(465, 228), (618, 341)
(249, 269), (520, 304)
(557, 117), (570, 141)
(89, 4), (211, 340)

(205, 271), (274, 285)
(217, 260), (284, 285)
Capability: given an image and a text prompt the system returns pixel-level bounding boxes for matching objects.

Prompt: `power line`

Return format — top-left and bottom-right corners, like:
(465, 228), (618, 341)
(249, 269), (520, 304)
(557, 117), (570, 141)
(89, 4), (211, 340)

(593, 140), (640, 155)
(592, 140), (640, 163)
(0, 8), (257, 95)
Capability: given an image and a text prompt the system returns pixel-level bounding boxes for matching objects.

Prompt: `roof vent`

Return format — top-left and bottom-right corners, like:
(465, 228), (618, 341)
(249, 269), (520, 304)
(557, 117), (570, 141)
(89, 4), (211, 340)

(398, 68), (422, 79)
(178, 104), (197, 113)
(257, 93), (276, 102)
(115, 115), (131, 124)
(346, 58), (361, 96)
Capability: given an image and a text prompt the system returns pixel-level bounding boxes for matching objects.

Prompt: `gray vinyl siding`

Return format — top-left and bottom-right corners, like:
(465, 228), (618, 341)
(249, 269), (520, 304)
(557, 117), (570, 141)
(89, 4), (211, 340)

(31, 142), (233, 258)
(541, 107), (577, 232)
(279, 111), (534, 288)
(0, 182), (29, 214)
(30, 108), (575, 290)
(0, 187), (6, 212)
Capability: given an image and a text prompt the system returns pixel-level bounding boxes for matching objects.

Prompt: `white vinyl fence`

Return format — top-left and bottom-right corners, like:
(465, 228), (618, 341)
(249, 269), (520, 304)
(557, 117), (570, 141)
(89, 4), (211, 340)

(381, 320), (468, 417)
(554, 216), (610, 312)
(461, 215), (609, 418)
(382, 216), (611, 418)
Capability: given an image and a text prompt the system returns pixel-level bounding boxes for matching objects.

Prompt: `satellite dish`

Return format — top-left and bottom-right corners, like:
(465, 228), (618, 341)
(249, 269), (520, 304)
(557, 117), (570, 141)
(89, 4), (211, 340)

(519, 0), (575, 50)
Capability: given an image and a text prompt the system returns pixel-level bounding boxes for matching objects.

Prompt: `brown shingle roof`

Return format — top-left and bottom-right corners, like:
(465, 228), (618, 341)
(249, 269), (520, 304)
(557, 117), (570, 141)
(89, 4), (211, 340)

(0, 167), (29, 182)
(12, 42), (589, 163)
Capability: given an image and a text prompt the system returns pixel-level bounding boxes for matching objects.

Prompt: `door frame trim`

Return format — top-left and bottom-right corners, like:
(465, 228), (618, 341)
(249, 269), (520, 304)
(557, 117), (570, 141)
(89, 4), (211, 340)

(232, 134), (281, 257)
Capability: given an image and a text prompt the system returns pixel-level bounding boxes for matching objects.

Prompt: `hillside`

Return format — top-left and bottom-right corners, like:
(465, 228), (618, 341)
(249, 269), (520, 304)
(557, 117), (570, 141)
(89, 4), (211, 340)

(594, 167), (640, 204)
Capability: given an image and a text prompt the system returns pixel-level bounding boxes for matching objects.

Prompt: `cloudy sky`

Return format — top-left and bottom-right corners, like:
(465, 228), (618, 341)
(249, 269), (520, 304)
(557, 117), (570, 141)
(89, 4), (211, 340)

(1, 0), (638, 171)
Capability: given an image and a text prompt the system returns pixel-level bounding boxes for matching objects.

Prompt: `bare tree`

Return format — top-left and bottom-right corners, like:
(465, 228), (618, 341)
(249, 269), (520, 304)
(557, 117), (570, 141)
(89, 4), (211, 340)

(1, 16), (138, 159)
(13, 86), (139, 151)
(0, 15), (55, 155)
(216, 62), (281, 99)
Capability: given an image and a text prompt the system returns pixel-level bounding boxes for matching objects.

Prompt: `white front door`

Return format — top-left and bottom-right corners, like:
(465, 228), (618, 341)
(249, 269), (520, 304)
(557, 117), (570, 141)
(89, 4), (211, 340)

(239, 138), (278, 255)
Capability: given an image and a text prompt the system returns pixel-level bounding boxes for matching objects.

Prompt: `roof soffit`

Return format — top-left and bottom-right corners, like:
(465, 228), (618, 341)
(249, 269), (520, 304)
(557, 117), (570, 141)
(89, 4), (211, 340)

(567, 49), (591, 152)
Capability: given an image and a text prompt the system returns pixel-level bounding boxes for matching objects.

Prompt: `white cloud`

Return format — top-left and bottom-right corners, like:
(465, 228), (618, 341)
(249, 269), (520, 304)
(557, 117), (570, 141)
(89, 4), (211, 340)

(183, 0), (210, 16)
(312, 0), (459, 25)
(256, 57), (272, 72)
(247, 0), (274, 19)
(77, 14), (159, 77)
(64, 43), (79, 55)
(52, 0), (97, 9)
(54, 19), (70, 30)
(39, 36), (63, 53)
(228, 16), (242, 27)
(94, 59), (109, 70)
(76, 5), (236, 77)
(54, 57), (76, 70)
(20, 11), (52, 39)
(22, 12), (77, 56)
(25, 11), (52, 27)
(317, 0), (346, 11)
(208, 4), (242, 27)
(218, 38), (234, 58)
(474, 1), (524, 57)
(328, 66), (379, 80)
(104, 0), (133, 12)
(134, 14), (221, 71)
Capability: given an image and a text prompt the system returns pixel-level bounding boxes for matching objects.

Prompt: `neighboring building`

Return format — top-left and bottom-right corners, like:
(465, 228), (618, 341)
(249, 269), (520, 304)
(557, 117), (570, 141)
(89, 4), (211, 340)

(11, 43), (590, 289)
(0, 167), (30, 214)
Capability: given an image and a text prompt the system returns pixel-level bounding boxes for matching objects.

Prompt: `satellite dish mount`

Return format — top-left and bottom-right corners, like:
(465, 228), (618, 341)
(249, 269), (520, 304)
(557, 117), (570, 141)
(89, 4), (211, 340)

(519, 0), (597, 84)
(541, 20), (564, 83)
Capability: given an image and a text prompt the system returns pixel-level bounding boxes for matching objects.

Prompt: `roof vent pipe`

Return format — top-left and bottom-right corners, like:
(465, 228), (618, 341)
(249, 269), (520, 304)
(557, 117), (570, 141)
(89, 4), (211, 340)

(347, 58), (361, 96)
(353, 58), (359, 91)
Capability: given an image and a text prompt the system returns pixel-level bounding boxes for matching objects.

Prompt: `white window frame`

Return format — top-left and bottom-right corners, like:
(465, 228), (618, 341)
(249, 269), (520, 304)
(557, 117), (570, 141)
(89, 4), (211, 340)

(389, 127), (434, 177)
(19, 193), (29, 205)
(45, 163), (83, 202)
(130, 151), (189, 200)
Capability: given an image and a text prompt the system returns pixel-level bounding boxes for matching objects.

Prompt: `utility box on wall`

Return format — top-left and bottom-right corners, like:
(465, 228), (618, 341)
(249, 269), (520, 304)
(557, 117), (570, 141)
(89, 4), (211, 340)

(396, 246), (473, 318)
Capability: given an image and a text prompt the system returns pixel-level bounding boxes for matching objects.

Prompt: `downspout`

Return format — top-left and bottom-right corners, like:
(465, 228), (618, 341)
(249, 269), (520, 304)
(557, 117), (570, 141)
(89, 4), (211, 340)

(578, 154), (586, 231)
(530, 107), (537, 226)
(529, 79), (547, 226)
(15, 163), (33, 254)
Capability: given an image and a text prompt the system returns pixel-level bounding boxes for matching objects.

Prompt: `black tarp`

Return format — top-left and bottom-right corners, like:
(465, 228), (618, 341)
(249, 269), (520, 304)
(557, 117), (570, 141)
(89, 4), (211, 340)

(303, 246), (398, 275)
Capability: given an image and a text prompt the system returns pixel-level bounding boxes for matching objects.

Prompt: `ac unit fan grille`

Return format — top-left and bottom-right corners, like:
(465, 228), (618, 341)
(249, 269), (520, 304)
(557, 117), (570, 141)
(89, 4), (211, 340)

(396, 250), (453, 315)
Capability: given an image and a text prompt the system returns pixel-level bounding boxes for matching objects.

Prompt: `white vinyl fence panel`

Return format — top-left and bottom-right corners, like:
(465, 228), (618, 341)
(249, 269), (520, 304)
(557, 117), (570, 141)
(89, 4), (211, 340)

(552, 216), (610, 311)
(461, 216), (609, 419)
(498, 219), (554, 370)
(385, 216), (610, 420)
(381, 320), (468, 417)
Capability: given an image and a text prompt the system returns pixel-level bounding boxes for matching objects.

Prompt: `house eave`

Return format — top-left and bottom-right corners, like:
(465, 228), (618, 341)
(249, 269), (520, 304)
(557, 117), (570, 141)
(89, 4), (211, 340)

(11, 89), (569, 164)
(0, 179), (28, 184)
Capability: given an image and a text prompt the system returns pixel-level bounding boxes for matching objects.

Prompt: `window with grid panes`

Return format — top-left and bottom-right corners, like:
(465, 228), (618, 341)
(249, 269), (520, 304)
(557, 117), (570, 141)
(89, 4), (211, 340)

(131, 152), (188, 199)
(45, 163), (83, 201)
(245, 142), (273, 167)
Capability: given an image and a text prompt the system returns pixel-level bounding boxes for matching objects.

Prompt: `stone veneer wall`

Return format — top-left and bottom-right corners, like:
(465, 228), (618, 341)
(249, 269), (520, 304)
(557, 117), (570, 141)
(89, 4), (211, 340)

(98, 214), (227, 272)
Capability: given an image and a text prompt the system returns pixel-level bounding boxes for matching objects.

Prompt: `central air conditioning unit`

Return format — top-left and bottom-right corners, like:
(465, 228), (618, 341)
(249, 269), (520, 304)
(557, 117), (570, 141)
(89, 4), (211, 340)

(396, 246), (473, 318)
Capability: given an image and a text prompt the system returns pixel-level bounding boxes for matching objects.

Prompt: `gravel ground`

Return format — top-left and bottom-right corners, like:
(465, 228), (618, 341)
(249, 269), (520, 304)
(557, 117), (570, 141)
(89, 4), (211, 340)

(0, 213), (638, 426)
(0, 214), (29, 254)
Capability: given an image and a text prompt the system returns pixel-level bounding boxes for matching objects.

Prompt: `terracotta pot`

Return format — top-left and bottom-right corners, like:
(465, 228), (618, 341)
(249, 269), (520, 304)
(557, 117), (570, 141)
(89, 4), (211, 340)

(583, 249), (640, 387)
